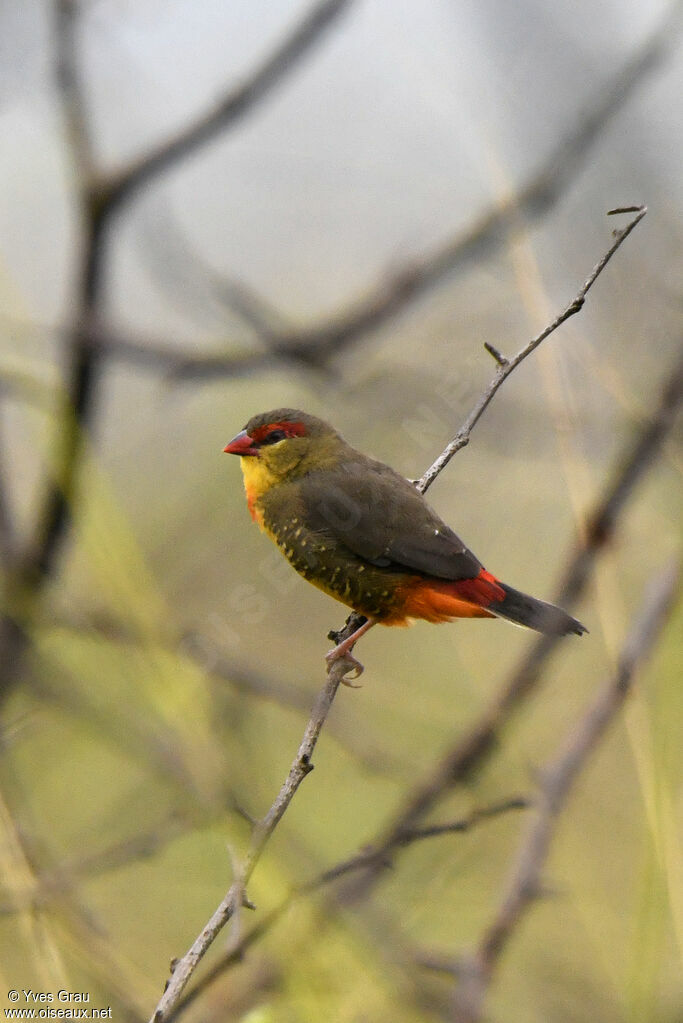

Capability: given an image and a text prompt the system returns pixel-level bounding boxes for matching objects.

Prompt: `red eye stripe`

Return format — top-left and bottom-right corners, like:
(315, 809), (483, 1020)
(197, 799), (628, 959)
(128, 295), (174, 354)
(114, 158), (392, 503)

(250, 421), (307, 443)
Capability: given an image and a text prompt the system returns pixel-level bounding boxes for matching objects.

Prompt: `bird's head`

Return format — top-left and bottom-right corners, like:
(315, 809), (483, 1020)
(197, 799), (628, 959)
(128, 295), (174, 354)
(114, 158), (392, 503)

(224, 409), (345, 494)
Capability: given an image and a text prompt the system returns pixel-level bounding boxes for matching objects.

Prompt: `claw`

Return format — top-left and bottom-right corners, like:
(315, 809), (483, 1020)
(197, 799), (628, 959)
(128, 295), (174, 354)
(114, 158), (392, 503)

(338, 656), (366, 686)
(325, 645), (365, 686)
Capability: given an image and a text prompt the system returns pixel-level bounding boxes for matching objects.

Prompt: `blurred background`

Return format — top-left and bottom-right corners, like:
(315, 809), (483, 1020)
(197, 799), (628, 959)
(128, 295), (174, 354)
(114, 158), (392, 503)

(0, 1), (681, 1020)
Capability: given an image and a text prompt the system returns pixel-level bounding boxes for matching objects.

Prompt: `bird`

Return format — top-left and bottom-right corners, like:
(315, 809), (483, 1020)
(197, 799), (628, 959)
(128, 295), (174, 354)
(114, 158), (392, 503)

(224, 408), (586, 677)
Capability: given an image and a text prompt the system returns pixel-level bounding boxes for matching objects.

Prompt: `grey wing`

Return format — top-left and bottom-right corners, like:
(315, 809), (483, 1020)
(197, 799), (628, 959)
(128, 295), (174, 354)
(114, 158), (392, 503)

(300, 462), (482, 581)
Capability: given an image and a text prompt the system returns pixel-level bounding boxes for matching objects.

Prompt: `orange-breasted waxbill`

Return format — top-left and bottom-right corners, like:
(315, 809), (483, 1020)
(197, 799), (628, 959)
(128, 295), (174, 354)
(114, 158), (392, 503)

(224, 409), (586, 673)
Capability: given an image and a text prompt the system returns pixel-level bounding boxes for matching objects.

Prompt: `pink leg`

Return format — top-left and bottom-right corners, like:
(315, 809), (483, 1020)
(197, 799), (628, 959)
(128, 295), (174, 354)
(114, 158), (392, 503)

(326, 618), (376, 684)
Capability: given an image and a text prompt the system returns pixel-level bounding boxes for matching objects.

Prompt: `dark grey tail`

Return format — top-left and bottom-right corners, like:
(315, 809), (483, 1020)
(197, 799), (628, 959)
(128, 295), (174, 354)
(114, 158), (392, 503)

(488, 583), (587, 636)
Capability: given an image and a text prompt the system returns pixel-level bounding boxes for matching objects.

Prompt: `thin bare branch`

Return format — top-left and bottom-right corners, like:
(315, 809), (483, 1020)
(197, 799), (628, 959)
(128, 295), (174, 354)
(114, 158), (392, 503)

(300, 798), (530, 890)
(0, 314), (325, 382)
(101, 0), (354, 212)
(0, 1), (103, 705)
(53, 0), (96, 180)
(0, 419), (16, 568)
(451, 561), (680, 1023)
(149, 656), (349, 1022)
(416, 206), (647, 493)
(398, 797), (529, 843)
(17, 0), (106, 588)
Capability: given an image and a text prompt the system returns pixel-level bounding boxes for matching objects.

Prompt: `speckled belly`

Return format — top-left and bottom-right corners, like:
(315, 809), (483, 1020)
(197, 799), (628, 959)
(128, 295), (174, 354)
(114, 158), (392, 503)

(261, 509), (405, 620)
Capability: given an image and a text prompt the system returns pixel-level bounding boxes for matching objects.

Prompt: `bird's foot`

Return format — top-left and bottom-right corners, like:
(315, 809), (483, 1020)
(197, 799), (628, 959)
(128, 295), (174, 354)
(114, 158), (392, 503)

(325, 644), (365, 686)
(325, 616), (375, 686)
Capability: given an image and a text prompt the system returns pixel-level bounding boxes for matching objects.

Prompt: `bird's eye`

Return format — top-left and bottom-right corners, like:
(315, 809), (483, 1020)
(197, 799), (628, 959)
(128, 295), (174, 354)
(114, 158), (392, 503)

(262, 429), (287, 445)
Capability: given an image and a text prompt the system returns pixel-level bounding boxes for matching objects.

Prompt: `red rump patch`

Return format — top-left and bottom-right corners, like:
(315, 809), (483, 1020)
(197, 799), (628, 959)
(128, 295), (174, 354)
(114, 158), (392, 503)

(451, 568), (505, 606)
(388, 569), (505, 625)
(251, 421), (307, 443)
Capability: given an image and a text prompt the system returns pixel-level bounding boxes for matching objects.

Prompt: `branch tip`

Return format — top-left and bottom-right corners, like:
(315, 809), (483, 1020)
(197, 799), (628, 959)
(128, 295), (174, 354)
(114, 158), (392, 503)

(607, 204), (647, 216)
(484, 342), (509, 367)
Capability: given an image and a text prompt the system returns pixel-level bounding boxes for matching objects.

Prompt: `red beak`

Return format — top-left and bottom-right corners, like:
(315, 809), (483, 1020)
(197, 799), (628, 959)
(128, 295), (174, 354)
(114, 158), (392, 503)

(223, 429), (259, 456)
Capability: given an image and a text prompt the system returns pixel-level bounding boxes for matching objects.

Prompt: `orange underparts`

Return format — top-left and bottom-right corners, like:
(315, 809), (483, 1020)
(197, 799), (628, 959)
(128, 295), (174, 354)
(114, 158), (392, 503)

(385, 569), (505, 625)
(245, 483), (259, 522)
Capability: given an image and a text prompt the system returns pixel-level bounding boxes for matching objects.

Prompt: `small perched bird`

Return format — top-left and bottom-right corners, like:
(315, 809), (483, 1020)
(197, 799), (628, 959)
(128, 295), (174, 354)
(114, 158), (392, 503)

(224, 409), (586, 675)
